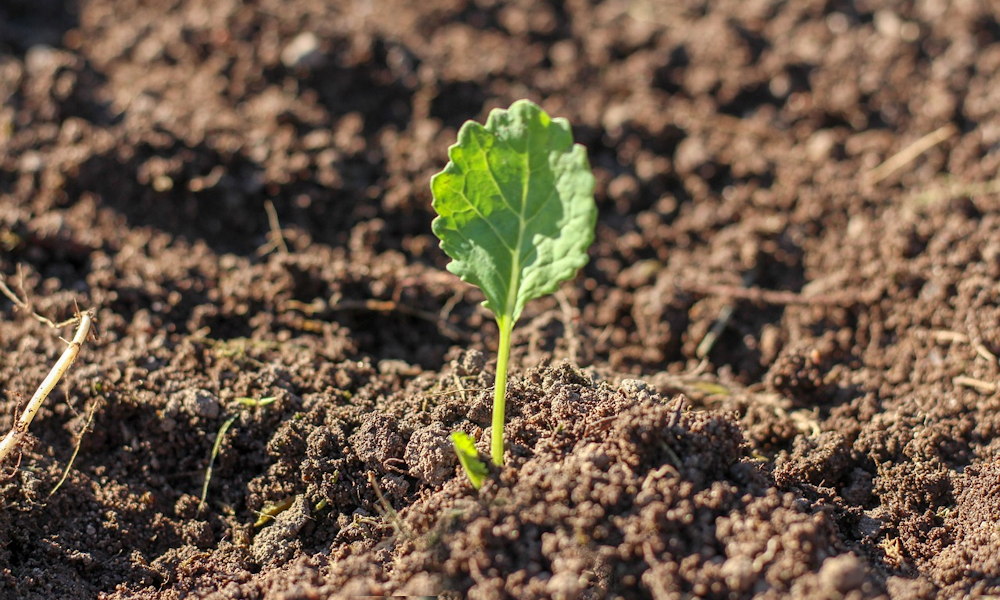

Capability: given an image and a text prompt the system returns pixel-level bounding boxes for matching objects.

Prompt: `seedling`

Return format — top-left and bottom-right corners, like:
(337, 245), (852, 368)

(254, 496), (295, 527)
(431, 99), (596, 466)
(451, 431), (488, 489)
(199, 396), (276, 513)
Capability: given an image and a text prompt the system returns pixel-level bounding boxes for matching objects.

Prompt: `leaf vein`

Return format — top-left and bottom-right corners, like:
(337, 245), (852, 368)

(451, 228), (511, 297)
(482, 155), (519, 216)
(453, 181), (515, 253)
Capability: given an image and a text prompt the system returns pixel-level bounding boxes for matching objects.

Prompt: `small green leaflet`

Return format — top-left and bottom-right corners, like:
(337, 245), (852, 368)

(431, 99), (597, 324)
(451, 431), (488, 489)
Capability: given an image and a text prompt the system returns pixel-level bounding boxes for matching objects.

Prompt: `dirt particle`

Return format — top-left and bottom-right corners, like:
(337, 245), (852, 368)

(168, 388), (222, 421)
(720, 555), (755, 592)
(618, 378), (655, 403)
(818, 553), (866, 593)
(404, 423), (456, 487)
(453, 349), (487, 377)
(250, 495), (310, 565)
(351, 413), (407, 469)
(4, 0), (998, 597)
(281, 32), (323, 70)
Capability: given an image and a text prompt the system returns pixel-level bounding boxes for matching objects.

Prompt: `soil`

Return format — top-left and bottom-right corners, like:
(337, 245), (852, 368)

(2, 0), (1000, 598)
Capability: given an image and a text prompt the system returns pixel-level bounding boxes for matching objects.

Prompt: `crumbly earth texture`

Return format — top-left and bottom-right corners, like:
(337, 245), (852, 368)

(2, 1), (1000, 598)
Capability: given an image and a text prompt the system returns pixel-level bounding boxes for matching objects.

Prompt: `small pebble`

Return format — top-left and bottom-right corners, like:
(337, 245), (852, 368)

(818, 553), (865, 592)
(281, 32), (323, 69)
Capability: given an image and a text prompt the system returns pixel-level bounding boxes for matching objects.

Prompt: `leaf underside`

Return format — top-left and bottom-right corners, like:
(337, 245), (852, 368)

(431, 99), (597, 323)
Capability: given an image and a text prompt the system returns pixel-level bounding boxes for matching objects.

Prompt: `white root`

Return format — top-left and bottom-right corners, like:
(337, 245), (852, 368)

(0, 310), (94, 466)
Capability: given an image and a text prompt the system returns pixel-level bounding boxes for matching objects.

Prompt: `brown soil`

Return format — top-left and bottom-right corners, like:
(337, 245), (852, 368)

(2, 1), (1000, 598)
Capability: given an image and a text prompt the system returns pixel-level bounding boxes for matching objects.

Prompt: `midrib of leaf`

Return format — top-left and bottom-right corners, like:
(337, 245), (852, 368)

(462, 118), (560, 322)
(506, 128), (531, 322)
(470, 128), (530, 322)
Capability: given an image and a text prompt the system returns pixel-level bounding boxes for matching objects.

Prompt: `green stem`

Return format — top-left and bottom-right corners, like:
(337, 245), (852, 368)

(491, 315), (514, 466)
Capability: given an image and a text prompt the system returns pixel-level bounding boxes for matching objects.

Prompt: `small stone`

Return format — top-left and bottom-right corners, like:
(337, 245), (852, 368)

(173, 388), (221, 420)
(602, 103), (632, 134)
(25, 45), (58, 75)
(807, 130), (837, 163)
(619, 378), (655, 402)
(720, 556), (755, 592)
(378, 359), (420, 376)
(674, 136), (710, 174)
(152, 175), (174, 192)
(550, 40), (577, 66)
(818, 553), (865, 592)
(547, 571), (584, 599)
(608, 174), (640, 204)
(281, 32), (323, 69)
(19, 152), (44, 173)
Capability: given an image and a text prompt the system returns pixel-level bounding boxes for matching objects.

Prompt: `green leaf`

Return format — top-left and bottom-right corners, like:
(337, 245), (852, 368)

(431, 99), (597, 324)
(451, 431), (488, 490)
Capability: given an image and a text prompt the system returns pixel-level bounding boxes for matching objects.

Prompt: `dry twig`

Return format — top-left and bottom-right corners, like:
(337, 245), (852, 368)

(866, 124), (958, 185)
(953, 376), (997, 394)
(0, 310), (95, 465)
(685, 281), (875, 307)
(48, 399), (99, 496)
(285, 297), (469, 341)
(367, 471), (411, 539)
(261, 200), (290, 255)
(695, 273), (756, 359)
(0, 273), (78, 329)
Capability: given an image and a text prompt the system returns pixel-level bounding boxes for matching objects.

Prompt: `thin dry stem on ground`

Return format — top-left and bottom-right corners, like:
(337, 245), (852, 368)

(0, 309), (94, 466)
